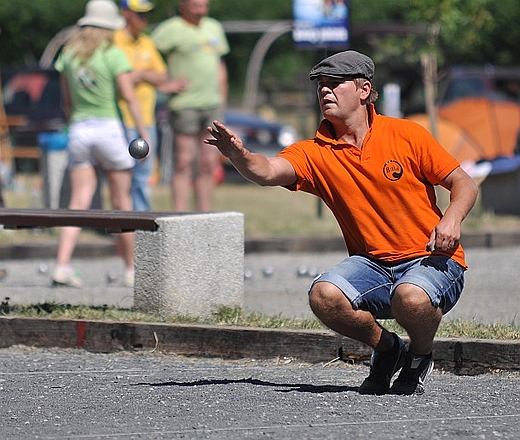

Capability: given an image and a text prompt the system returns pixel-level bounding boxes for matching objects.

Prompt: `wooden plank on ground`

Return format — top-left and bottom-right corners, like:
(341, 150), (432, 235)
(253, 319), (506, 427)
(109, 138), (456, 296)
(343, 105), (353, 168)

(0, 318), (517, 372)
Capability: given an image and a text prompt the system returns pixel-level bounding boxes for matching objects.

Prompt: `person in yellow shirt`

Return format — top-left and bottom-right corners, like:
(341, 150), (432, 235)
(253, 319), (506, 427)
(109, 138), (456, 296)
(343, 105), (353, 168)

(115, 0), (186, 210)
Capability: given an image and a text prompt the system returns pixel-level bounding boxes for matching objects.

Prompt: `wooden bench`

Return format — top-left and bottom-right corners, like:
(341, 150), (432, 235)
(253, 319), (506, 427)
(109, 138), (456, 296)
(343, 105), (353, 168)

(0, 208), (244, 317)
(0, 208), (162, 232)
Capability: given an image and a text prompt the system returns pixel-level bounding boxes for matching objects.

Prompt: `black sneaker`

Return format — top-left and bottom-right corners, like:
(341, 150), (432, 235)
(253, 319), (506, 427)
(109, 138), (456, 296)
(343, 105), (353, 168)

(390, 351), (434, 395)
(358, 333), (407, 395)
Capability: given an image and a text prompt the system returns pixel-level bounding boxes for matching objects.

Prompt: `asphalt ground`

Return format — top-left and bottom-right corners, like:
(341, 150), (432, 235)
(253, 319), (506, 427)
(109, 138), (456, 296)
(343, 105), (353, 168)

(0, 346), (519, 440)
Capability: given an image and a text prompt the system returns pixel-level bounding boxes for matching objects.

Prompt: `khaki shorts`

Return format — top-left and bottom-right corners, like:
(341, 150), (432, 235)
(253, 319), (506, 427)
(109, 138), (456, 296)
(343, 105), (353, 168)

(169, 108), (223, 136)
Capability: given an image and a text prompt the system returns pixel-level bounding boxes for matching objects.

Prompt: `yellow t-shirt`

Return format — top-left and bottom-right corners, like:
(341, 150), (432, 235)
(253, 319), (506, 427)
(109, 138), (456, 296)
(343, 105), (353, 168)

(279, 105), (466, 268)
(114, 29), (167, 127)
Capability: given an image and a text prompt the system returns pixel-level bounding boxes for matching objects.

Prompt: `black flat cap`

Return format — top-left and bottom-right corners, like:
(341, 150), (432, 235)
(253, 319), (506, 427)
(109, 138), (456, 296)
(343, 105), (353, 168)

(309, 50), (374, 81)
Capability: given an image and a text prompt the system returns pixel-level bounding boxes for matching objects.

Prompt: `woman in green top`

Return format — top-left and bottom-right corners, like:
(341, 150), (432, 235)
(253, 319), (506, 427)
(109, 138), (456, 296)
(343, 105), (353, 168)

(52, 0), (149, 288)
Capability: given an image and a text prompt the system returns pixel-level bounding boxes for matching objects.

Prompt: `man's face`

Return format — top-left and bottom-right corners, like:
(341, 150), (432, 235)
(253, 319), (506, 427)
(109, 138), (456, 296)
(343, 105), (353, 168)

(316, 76), (370, 121)
(122, 9), (149, 36)
(180, 0), (209, 24)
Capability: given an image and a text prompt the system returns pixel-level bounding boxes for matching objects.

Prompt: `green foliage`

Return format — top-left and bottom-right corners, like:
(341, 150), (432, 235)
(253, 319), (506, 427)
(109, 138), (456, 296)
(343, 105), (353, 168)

(1, 0), (520, 69)
(351, 0), (410, 23)
(209, 0), (293, 20)
(0, 0), (86, 66)
(151, 0), (294, 21)
(485, 1), (520, 65)
(406, 0), (494, 66)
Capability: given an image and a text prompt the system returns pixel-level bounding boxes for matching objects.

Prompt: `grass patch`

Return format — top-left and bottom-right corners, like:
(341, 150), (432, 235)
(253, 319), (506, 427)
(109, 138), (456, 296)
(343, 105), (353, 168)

(0, 301), (323, 331)
(377, 319), (520, 340)
(1, 300), (518, 339)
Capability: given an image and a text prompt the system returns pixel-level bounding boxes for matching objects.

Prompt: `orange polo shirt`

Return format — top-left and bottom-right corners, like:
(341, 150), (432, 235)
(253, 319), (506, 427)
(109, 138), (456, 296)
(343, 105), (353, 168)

(279, 105), (466, 268)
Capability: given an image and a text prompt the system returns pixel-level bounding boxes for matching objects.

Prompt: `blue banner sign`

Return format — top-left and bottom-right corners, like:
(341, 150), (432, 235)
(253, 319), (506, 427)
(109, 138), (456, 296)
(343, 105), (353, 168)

(292, 0), (350, 48)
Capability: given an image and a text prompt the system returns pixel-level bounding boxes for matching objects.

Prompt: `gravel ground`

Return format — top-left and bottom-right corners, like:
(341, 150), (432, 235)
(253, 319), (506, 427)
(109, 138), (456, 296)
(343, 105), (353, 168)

(0, 346), (519, 439)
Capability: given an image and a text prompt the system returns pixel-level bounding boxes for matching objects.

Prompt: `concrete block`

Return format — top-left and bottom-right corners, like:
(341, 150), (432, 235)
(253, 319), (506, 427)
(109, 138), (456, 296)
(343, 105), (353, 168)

(134, 212), (244, 318)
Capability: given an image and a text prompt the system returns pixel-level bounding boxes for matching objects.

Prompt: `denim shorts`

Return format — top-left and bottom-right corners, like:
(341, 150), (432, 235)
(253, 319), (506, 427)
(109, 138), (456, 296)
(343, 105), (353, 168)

(309, 255), (465, 319)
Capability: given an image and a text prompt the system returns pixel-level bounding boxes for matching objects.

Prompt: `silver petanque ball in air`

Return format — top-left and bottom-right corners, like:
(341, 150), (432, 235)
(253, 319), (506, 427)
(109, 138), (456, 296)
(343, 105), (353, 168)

(128, 138), (149, 159)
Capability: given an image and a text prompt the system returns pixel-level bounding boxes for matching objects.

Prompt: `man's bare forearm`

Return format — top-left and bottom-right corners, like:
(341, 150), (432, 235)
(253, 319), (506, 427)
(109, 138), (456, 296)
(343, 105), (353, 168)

(205, 121), (296, 187)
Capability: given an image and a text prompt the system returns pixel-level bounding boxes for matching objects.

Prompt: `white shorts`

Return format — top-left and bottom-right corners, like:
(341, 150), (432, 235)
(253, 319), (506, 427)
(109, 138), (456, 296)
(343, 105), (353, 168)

(67, 119), (135, 171)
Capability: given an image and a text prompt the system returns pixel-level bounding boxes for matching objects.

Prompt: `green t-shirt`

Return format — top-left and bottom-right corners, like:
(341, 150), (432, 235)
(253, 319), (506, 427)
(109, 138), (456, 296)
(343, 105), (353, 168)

(54, 43), (131, 121)
(151, 16), (229, 110)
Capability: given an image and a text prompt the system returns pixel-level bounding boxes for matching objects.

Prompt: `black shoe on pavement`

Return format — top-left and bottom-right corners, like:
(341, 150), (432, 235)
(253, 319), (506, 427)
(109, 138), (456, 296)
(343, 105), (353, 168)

(390, 351), (434, 395)
(358, 333), (407, 395)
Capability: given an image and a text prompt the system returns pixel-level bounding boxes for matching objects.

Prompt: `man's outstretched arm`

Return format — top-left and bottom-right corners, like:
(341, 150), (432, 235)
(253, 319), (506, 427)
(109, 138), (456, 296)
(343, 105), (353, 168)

(205, 120), (297, 187)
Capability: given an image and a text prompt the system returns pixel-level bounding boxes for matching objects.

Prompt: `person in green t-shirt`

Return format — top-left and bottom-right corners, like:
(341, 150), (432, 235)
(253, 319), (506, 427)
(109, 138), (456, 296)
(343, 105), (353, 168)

(52, 0), (149, 289)
(152, 0), (229, 212)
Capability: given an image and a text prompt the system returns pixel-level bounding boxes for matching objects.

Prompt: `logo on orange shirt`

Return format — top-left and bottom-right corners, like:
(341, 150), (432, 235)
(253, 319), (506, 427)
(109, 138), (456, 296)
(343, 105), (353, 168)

(383, 160), (403, 181)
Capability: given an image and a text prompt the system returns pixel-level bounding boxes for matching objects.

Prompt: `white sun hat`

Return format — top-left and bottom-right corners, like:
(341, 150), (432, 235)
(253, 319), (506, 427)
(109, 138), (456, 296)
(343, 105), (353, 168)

(77, 0), (125, 30)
